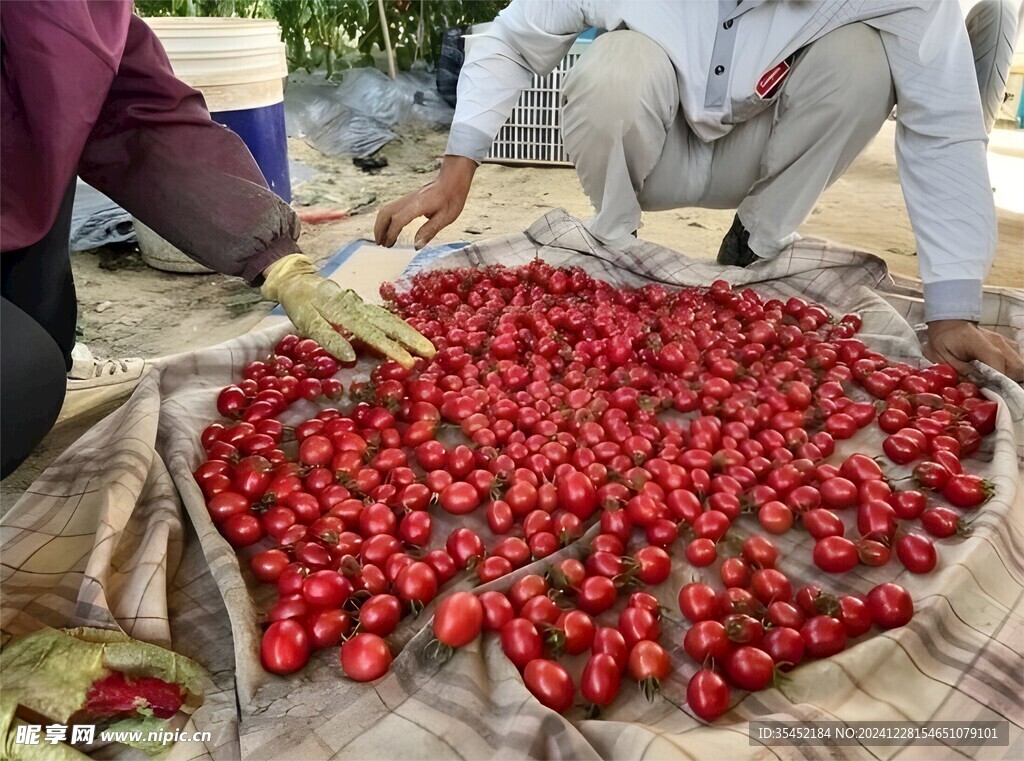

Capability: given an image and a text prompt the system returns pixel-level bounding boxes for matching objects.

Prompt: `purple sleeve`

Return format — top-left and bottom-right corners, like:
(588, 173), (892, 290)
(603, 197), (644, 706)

(77, 16), (299, 283)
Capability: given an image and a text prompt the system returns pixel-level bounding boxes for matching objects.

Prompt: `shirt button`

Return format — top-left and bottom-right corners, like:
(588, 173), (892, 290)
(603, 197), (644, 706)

(723, 19), (733, 29)
(715, 65), (725, 75)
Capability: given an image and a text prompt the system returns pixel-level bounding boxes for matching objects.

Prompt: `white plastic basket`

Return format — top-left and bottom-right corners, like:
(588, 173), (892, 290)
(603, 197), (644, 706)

(466, 27), (592, 167)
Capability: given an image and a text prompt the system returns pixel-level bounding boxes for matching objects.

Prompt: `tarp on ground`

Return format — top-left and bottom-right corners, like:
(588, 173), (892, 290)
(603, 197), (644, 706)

(2, 211), (1023, 760)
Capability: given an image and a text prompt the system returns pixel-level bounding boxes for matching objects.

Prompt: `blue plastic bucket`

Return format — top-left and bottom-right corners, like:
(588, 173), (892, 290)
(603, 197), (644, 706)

(143, 18), (292, 202)
(211, 103), (291, 202)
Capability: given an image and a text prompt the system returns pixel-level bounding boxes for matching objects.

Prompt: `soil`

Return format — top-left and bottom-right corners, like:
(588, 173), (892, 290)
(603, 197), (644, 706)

(2, 119), (1021, 507)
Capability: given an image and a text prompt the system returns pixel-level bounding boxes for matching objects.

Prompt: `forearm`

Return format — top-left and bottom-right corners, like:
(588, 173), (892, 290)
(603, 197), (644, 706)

(78, 15), (299, 284)
(885, 3), (994, 323)
(895, 132), (994, 323)
(446, 0), (588, 161)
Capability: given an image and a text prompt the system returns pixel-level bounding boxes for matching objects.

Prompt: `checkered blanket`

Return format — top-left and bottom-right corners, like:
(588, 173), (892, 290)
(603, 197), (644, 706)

(3, 211), (1022, 760)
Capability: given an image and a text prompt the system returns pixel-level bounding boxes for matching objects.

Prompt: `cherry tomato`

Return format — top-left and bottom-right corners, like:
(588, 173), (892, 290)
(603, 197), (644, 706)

(439, 481), (481, 515)
(523, 659), (575, 713)
(477, 555), (514, 583)
(521, 595), (561, 627)
(766, 601), (805, 629)
(261, 620), (310, 675)
(207, 491), (250, 523)
(741, 535), (778, 569)
(250, 549), (290, 583)
(840, 453), (883, 483)
(593, 626), (629, 674)
(618, 607), (661, 650)
(627, 640), (671, 682)
(803, 509), (845, 540)
(678, 583), (721, 623)
(581, 653), (621, 708)
(479, 591), (516, 632)
(762, 626), (805, 669)
(558, 610), (596, 655)
(306, 609), (351, 650)
(446, 528), (485, 569)
(943, 474), (993, 508)
(820, 477), (858, 509)
(838, 595), (873, 638)
(394, 562), (438, 606)
(500, 618), (543, 670)
(221, 513), (263, 547)
(750, 568), (792, 606)
(686, 538), (717, 566)
(433, 591), (484, 648)
(359, 594), (403, 636)
(882, 432), (922, 465)
(683, 620), (729, 664)
(921, 506), (968, 538)
(813, 536), (859, 573)
(913, 461), (951, 490)
(634, 545), (672, 584)
(896, 533), (937, 574)
(577, 576), (617, 615)
(866, 583), (914, 629)
(687, 670), (730, 722)
(302, 570), (352, 608)
(890, 490), (927, 520)
(724, 646), (774, 691)
(758, 501), (794, 534)
(340, 633), (392, 682)
(800, 615), (847, 658)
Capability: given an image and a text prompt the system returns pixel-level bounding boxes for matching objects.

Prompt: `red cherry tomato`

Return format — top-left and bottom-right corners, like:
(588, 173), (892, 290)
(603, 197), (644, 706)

(813, 536), (859, 573)
(866, 583), (914, 629)
(724, 646), (774, 691)
(759, 621), (802, 664)
(683, 620), (730, 664)
(340, 633), (392, 682)
(687, 670), (730, 722)
(896, 533), (937, 574)
(581, 653), (621, 708)
(500, 618), (543, 670)
(433, 591), (484, 648)
(800, 615), (848, 658)
(261, 620), (310, 675)
(358, 594), (403, 637)
(592, 627), (629, 674)
(523, 659), (575, 713)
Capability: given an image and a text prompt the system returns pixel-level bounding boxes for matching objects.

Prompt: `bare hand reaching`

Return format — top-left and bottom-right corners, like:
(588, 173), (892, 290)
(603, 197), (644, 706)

(925, 320), (1023, 382)
(374, 156), (477, 250)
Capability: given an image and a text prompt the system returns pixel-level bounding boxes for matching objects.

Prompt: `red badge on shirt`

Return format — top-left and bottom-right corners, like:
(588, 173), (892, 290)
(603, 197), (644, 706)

(755, 60), (791, 100)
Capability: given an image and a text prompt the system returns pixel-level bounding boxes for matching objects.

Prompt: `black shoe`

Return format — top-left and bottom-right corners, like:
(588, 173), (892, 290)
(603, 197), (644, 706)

(716, 214), (761, 268)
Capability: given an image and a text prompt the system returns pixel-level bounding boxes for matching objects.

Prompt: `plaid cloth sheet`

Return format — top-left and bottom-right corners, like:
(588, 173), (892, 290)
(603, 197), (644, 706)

(2, 210), (1022, 761)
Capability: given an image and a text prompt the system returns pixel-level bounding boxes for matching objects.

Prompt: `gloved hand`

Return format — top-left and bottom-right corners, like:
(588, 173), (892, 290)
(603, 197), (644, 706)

(261, 254), (435, 369)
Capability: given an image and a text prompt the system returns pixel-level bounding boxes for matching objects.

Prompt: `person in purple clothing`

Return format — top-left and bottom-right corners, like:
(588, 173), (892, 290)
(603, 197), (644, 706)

(0, 1), (432, 479)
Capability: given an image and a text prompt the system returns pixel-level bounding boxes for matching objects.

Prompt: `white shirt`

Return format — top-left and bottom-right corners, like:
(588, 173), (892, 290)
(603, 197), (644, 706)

(447, 0), (996, 322)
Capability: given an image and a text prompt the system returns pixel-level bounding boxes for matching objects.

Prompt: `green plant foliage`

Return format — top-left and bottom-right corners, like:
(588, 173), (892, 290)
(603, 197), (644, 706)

(135, 0), (267, 18)
(135, 0), (509, 75)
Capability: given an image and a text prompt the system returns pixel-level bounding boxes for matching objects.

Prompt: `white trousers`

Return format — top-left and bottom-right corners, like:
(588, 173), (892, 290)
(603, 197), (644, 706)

(560, 6), (1013, 256)
(560, 23), (895, 255)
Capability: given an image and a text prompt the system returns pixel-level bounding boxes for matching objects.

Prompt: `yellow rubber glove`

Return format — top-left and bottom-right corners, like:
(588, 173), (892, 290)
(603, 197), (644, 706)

(261, 254), (435, 369)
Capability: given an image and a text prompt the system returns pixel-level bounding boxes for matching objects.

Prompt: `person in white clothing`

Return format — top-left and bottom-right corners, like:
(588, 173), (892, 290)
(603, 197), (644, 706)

(376, 0), (1023, 381)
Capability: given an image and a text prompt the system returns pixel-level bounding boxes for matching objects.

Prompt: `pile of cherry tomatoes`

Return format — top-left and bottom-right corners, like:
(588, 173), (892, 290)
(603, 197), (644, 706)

(194, 261), (998, 722)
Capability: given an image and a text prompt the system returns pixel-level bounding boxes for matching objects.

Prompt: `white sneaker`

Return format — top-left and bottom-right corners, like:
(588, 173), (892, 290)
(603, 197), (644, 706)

(58, 344), (146, 424)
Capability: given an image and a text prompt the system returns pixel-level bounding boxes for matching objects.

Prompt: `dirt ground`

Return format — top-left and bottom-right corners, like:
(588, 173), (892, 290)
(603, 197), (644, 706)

(2, 119), (1021, 506)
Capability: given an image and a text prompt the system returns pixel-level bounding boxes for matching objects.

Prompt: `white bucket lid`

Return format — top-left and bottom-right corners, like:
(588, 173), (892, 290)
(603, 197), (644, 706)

(144, 17), (288, 87)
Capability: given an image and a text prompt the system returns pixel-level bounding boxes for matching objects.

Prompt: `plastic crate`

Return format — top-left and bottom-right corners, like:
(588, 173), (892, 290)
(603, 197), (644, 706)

(465, 27), (593, 166)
